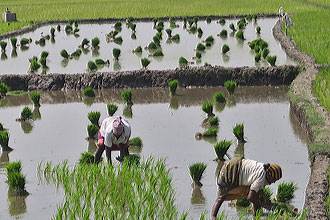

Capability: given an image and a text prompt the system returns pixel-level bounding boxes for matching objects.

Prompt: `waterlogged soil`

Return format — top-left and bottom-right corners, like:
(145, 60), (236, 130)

(0, 18), (295, 75)
(0, 86), (310, 219)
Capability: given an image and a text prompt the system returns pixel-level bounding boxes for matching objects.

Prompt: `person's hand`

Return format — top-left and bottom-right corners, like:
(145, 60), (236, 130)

(97, 138), (104, 146)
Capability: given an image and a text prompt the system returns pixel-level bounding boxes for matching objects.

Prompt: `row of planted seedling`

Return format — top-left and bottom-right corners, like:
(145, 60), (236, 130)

(1, 14), (278, 73)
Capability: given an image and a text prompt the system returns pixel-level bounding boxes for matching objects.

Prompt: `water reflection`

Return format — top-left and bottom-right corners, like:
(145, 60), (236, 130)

(214, 103), (225, 113)
(123, 105), (133, 118)
(32, 107), (41, 120)
(191, 186), (206, 205)
(87, 140), (97, 153)
(83, 96), (94, 107)
(20, 121), (33, 134)
(234, 142), (245, 158)
(92, 48), (100, 57)
(226, 96), (236, 108)
(0, 147), (12, 168)
(1, 52), (8, 60)
(113, 60), (121, 71)
(169, 96), (179, 110)
(222, 54), (230, 63)
(7, 188), (28, 217)
(61, 59), (69, 68)
(11, 49), (17, 58)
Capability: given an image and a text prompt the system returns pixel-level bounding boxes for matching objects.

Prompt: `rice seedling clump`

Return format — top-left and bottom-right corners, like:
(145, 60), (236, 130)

(202, 101), (213, 117)
(6, 161), (22, 175)
(29, 91), (41, 107)
(141, 58), (151, 69)
(214, 139), (232, 160)
(189, 162), (207, 186)
(122, 89), (133, 105)
(83, 86), (95, 97)
(277, 182), (298, 203)
(7, 171), (26, 192)
(87, 124), (99, 139)
(224, 80), (237, 95)
(0, 130), (9, 147)
(213, 92), (226, 103)
(233, 123), (246, 143)
(0, 82), (9, 98)
(129, 137), (143, 147)
(88, 111), (100, 126)
(168, 80), (178, 96)
(20, 107), (33, 121)
(202, 127), (218, 137)
(79, 152), (95, 165)
(107, 103), (118, 116)
(236, 197), (251, 207)
(179, 57), (188, 67)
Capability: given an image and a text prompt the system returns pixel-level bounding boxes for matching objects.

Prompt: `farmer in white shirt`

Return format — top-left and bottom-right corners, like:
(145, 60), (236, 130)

(94, 116), (131, 164)
(211, 157), (282, 219)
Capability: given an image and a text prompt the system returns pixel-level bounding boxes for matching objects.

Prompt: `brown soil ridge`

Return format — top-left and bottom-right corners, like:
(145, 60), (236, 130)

(0, 65), (299, 91)
(273, 19), (330, 219)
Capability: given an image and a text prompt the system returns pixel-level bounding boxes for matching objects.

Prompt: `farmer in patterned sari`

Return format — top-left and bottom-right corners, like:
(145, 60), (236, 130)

(211, 157), (282, 219)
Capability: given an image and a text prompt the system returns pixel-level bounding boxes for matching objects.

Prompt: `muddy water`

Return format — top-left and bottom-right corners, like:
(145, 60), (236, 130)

(0, 86), (310, 219)
(0, 18), (295, 75)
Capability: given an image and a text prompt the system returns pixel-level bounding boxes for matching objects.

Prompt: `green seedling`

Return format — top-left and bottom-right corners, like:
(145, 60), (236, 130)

(0, 41), (7, 51)
(7, 171), (26, 192)
(202, 101), (214, 117)
(122, 89), (133, 105)
(267, 55), (277, 66)
(151, 49), (163, 56)
(255, 53), (261, 62)
(205, 36), (214, 44)
(213, 92), (226, 103)
(20, 38), (29, 47)
(81, 38), (89, 48)
(60, 49), (69, 59)
(224, 80), (237, 95)
(189, 162), (207, 187)
(29, 91), (41, 107)
(83, 86), (95, 97)
(277, 182), (298, 203)
(40, 51), (49, 59)
(222, 44), (230, 54)
(91, 37), (100, 48)
(87, 61), (97, 71)
(214, 139), (232, 161)
(6, 161), (22, 174)
(10, 38), (17, 48)
(196, 43), (205, 51)
(219, 29), (227, 37)
(113, 48), (121, 60)
(20, 106), (33, 121)
(236, 197), (251, 207)
(207, 116), (219, 126)
(134, 46), (142, 53)
(0, 130), (9, 147)
(233, 123), (246, 143)
(79, 152), (94, 165)
(87, 124), (99, 139)
(0, 82), (9, 98)
(196, 51), (201, 59)
(229, 23), (236, 31)
(129, 137), (143, 147)
(29, 56), (40, 72)
(114, 36), (123, 45)
(107, 103), (118, 116)
(172, 34), (180, 42)
(262, 48), (270, 59)
(141, 58), (151, 69)
(179, 57), (188, 67)
(130, 23), (136, 32)
(202, 127), (218, 137)
(168, 80), (178, 96)
(256, 26), (261, 34)
(206, 16), (211, 24)
(219, 18), (226, 25)
(236, 30), (244, 40)
(165, 28), (172, 38)
(88, 111), (100, 126)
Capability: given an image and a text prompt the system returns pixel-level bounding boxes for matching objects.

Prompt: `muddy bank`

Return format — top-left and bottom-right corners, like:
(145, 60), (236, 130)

(273, 20), (330, 219)
(0, 13), (277, 41)
(0, 65), (299, 91)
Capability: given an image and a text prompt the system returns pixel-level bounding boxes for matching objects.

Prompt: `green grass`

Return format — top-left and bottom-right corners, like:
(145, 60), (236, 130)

(87, 124), (98, 139)
(313, 68), (330, 112)
(20, 106), (33, 121)
(29, 91), (41, 106)
(6, 161), (22, 174)
(78, 152), (94, 165)
(0, 130), (10, 147)
(122, 89), (133, 105)
(168, 79), (178, 96)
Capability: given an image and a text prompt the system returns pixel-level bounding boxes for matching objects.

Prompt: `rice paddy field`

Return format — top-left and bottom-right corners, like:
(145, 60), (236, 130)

(0, 87), (310, 219)
(0, 0), (329, 219)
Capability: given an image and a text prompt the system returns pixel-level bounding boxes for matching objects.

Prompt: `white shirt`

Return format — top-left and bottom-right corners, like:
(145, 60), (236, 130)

(99, 117), (131, 147)
(239, 159), (268, 192)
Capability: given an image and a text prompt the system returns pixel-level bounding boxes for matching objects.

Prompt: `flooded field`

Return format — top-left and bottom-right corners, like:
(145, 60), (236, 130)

(0, 86), (310, 219)
(0, 18), (295, 75)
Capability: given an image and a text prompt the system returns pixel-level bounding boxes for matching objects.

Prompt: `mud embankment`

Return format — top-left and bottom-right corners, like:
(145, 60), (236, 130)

(273, 20), (330, 220)
(0, 65), (299, 91)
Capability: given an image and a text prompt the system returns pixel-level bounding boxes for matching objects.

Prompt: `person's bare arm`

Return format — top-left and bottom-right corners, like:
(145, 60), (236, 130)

(248, 190), (272, 213)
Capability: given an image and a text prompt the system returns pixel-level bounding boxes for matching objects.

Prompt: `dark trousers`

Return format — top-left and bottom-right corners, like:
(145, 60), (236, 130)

(94, 144), (129, 164)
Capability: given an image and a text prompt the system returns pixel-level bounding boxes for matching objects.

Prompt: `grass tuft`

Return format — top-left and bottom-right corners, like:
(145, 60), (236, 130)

(87, 124), (99, 139)
(202, 101), (213, 117)
(107, 103), (118, 116)
(122, 89), (133, 105)
(29, 91), (41, 107)
(0, 130), (9, 147)
(88, 111), (100, 126)
(20, 106), (33, 121)
(224, 80), (237, 95)
(79, 152), (94, 165)
(83, 86), (95, 97)
(168, 80), (178, 96)
(233, 123), (246, 143)
(277, 182), (298, 203)
(129, 137), (143, 147)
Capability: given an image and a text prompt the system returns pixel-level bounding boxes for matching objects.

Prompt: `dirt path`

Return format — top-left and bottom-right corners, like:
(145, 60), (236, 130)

(273, 19), (330, 219)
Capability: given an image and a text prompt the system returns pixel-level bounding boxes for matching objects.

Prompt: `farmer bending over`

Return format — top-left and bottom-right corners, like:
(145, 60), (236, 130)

(94, 116), (131, 164)
(211, 157), (282, 219)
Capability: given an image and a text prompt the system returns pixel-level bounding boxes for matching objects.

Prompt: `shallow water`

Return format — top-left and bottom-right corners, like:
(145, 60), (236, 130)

(0, 18), (295, 74)
(0, 86), (310, 219)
